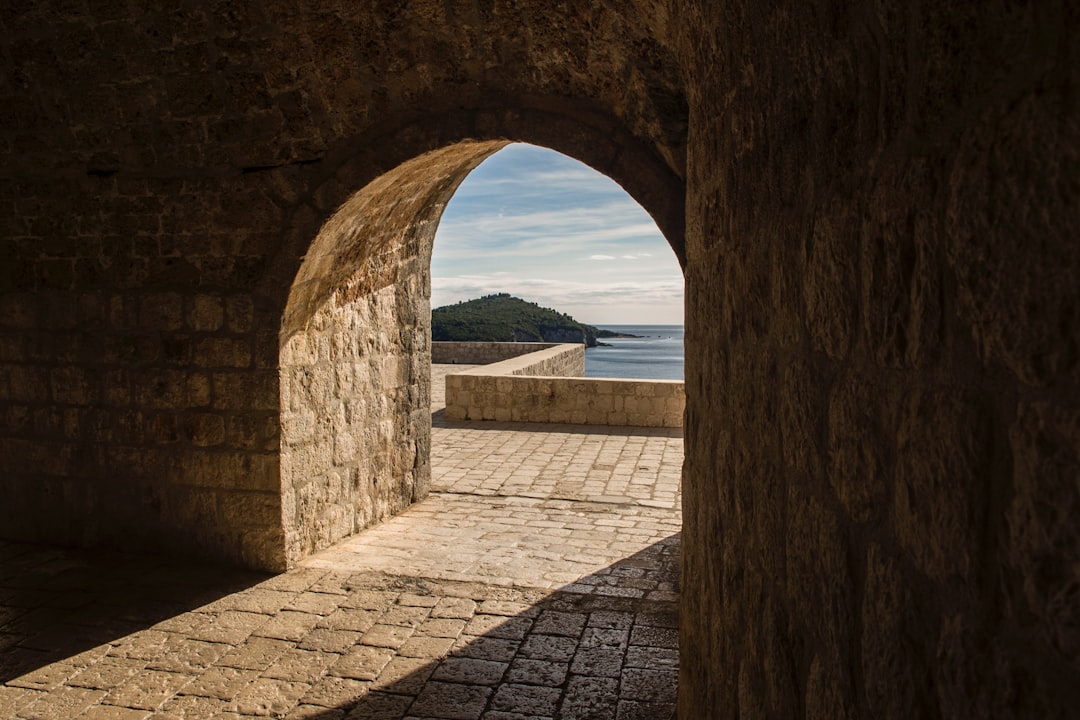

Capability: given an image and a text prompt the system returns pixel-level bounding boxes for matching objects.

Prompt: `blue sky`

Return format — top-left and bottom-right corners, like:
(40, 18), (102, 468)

(431, 143), (684, 325)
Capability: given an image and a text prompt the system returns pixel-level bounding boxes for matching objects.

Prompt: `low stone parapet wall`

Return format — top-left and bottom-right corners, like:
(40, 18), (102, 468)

(442, 343), (684, 428)
(432, 341), (561, 365)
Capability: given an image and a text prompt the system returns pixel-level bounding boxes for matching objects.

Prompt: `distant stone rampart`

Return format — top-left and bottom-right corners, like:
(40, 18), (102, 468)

(432, 341), (563, 365)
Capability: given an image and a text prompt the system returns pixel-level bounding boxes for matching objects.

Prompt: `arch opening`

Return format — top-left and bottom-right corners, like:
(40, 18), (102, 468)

(279, 131), (685, 567)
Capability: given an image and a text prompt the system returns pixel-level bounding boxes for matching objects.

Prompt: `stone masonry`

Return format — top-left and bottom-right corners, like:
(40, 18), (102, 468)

(439, 345), (685, 427)
(1, 2), (1077, 718)
(0, 380), (682, 719)
(432, 342), (564, 366)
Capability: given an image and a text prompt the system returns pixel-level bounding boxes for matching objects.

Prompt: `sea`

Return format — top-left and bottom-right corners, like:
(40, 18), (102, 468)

(584, 324), (684, 380)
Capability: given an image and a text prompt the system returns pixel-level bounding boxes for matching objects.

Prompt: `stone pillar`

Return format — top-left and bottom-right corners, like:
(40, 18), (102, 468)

(278, 143), (501, 565)
(676, 1), (1080, 717)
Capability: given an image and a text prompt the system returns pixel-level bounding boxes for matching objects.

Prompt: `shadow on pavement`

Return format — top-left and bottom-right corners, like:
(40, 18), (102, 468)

(282, 534), (680, 720)
(0, 541), (267, 682)
(0, 535), (678, 718)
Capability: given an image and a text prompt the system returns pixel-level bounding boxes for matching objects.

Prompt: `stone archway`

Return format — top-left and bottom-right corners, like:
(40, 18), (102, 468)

(2, 3), (1076, 718)
(277, 114), (687, 568)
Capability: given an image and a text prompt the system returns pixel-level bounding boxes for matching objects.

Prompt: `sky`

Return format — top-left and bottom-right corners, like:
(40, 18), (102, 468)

(431, 143), (684, 326)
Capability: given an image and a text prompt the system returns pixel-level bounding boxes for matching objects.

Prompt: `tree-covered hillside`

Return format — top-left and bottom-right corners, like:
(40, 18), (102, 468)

(431, 294), (618, 346)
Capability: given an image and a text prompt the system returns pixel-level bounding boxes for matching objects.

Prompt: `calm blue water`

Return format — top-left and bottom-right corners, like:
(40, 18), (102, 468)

(585, 325), (684, 380)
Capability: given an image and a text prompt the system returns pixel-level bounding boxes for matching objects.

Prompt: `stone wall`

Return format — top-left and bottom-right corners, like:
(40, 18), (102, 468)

(446, 374), (685, 428)
(0, 2), (1076, 718)
(0, 174), (287, 569)
(432, 341), (561, 366)
(441, 343), (684, 427)
(279, 144), (502, 566)
(279, 283), (426, 566)
(676, 1), (1079, 718)
(486, 343), (586, 379)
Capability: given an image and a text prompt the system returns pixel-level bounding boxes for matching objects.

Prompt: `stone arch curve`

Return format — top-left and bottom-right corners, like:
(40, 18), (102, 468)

(275, 107), (686, 566)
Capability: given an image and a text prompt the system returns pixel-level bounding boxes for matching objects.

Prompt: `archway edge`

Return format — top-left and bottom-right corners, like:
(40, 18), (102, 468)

(273, 99), (687, 565)
(264, 100), (687, 324)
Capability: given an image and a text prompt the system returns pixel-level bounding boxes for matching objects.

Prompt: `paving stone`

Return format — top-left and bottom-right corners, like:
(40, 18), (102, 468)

(340, 691), (413, 719)
(399, 635), (457, 658)
(0, 685), (43, 715)
(628, 626), (677, 649)
(215, 589), (296, 615)
(570, 647), (624, 678)
(561, 675), (619, 720)
(341, 590), (398, 612)
(518, 635), (578, 663)
(285, 704), (347, 719)
(530, 611), (586, 638)
(505, 658), (568, 687)
(620, 668), (678, 703)
(216, 636), (294, 671)
(417, 618), (467, 639)
(463, 615), (533, 640)
(76, 705), (153, 720)
(616, 699), (677, 720)
(452, 636), (521, 663)
(398, 593), (440, 608)
(476, 601), (535, 617)
(489, 683), (561, 716)
(299, 629), (364, 653)
(381, 605), (432, 628)
(308, 576), (352, 596)
(257, 570), (327, 594)
(318, 608), (380, 633)
(580, 628), (630, 650)
(181, 664), (262, 700)
(155, 694), (230, 719)
(371, 656), (436, 695)
(102, 669), (194, 711)
(409, 681), (491, 720)
(329, 645), (394, 681)
(254, 611), (322, 642)
(106, 631), (171, 661)
(67, 657), (146, 690)
(430, 598), (477, 620)
(286, 593), (346, 616)
(262, 648), (341, 683)
(188, 611), (268, 645)
(300, 676), (371, 708)
(145, 639), (227, 674)
(624, 646), (678, 670)
(233, 677), (311, 716)
(359, 624), (414, 650)
(18, 685), (105, 720)
(431, 657), (508, 686)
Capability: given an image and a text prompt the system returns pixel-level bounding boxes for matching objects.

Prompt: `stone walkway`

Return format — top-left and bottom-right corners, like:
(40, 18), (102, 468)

(0, 367), (683, 719)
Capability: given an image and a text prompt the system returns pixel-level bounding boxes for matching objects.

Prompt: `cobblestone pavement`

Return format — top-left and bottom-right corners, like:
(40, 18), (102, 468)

(0, 368), (682, 719)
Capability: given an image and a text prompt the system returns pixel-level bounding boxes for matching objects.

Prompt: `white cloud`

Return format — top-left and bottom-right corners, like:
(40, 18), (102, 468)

(431, 143), (684, 324)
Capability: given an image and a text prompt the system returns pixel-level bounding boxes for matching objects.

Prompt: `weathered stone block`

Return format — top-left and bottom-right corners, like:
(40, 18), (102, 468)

(189, 295), (224, 332)
(826, 371), (891, 523)
(893, 389), (989, 582)
(185, 413), (226, 447)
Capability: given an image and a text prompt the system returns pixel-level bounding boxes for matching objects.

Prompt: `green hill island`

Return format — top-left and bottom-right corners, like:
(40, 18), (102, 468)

(431, 294), (637, 348)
